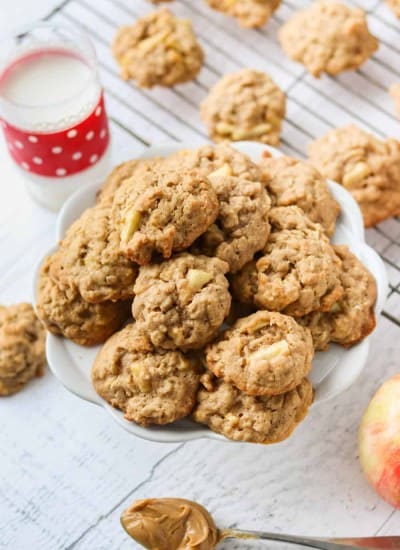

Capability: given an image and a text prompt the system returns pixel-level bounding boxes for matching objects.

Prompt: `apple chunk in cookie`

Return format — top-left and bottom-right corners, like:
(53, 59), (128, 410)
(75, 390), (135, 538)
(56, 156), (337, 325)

(133, 253), (231, 351)
(205, 310), (313, 397)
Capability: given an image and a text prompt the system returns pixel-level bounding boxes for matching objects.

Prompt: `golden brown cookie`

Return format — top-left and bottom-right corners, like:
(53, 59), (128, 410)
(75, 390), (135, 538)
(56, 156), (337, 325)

(231, 206), (343, 316)
(308, 125), (400, 227)
(259, 155), (339, 236)
(113, 8), (204, 88)
(170, 144), (271, 272)
(279, 1), (378, 77)
(193, 372), (313, 444)
(390, 84), (400, 119)
(97, 160), (155, 205)
(50, 203), (138, 304)
(0, 303), (46, 396)
(111, 164), (219, 265)
(205, 311), (313, 396)
(200, 69), (286, 145)
(133, 254), (231, 351)
(37, 255), (131, 347)
(206, 0), (281, 28)
(387, 0), (400, 17)
(92, 323), (202, 426)
(298, 245), (376, 350)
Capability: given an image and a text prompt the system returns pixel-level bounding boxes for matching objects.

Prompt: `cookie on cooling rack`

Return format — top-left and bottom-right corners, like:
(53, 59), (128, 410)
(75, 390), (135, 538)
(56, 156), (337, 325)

(259, 155), (339, 237)
(205, 310), (313, 397)
(279, 0), (378, 77)
(0, 303), (46, 396)
(200, 69), (286, 146)
(37, 255), (131, 347)
(193, 372), (313, 444)
(231, 206), (344, 317)
(308, 125), (400, 227)
(206, 0), (281, 28)
(92, 323), (202, 426)
(133, 253), (231, 351)
(298, 245), (377, 350)
(113, 8), (204, 88)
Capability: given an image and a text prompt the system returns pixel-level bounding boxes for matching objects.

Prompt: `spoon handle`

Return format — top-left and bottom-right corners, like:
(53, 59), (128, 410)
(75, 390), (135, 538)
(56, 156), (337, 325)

(220, 529), (400, 550)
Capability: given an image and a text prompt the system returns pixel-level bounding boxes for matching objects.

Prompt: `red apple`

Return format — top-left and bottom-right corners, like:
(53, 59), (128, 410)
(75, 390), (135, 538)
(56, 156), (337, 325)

(359, 374), (400, 508)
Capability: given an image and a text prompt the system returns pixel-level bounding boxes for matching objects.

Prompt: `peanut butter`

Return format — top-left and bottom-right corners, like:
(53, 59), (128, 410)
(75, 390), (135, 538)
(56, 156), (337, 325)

(121, 498), (218, 550)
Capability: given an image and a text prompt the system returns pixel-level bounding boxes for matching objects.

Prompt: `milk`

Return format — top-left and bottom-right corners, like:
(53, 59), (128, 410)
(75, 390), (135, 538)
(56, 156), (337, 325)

(0, 43), (111, 211)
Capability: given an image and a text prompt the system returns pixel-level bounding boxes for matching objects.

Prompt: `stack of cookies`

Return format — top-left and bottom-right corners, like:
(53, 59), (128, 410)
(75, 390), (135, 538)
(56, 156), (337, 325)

(36, 144), (377, 444)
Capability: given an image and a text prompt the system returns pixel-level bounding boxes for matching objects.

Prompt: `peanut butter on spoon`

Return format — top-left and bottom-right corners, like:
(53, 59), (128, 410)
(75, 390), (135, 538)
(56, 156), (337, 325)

(120, 498), (219, 550)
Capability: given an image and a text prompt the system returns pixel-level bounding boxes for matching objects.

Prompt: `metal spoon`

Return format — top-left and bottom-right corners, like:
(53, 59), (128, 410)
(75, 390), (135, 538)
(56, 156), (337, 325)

(218, 529), (400, 549)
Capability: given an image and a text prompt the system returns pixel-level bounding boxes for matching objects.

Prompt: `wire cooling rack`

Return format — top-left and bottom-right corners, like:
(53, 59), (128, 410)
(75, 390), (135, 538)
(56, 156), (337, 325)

(48, 0), (400, 328)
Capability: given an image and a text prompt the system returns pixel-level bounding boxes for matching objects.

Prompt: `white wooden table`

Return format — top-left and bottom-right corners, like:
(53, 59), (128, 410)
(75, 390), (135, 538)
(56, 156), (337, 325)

(1, 1), (400, 548)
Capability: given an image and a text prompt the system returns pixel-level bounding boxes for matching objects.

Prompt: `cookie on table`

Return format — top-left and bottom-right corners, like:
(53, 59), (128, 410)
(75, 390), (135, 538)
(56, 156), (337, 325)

(50, 203), (138, 304)
(111, 164), (219, 265)
(92, 323), (202, 426)
(206, 310), (313, 396)
(308, 125), (400, 227)
(231, 206), (344, 316)
(298, 245), (377, 350)
(113, 8), (204, 88)
(206, 0), (281, 28)
(0, 303), (46, 396)
(37, 255), (131, 347)
(279, 1), (378, 77)
(390, 84), (400, 119)
(200, 69), (286, 146)
(259, 155), (339, 236)
(133, 254), (231, 351)
(387, 0), (400, 17)
(193, 372), (313, 444)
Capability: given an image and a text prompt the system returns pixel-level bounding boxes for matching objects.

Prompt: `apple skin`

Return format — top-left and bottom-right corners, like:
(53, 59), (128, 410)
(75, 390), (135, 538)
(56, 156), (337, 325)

(359, 374), (400, 508)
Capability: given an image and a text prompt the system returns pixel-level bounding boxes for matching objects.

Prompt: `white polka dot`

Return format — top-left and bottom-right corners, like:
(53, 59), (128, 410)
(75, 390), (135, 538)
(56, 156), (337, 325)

(100, 129), (107, 139)
(86, 131), (94, 141)
(32, 156), (43, 165)
(72, 152), (82, 160)
(14, 140), (23, 149)
(56, 168), (67, 176)
(28, 135), (38, 143)
(95, 106), (102, 117)
(89, 154), (99, 164)
(67, 129), (77, 138)
(52, 146), (62, 154)
(21, 162), (30, 170)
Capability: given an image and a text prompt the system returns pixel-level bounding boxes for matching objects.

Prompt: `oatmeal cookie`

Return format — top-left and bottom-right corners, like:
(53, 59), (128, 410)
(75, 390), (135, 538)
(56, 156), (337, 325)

(193, 372), (313, 444)
(51, 204), (138, 304)
(97, 160), (153, 205)
(133, 254), (231, 351)
(205, 311), (313, 396)
(279, 1), (378, 77)
(37, 255), (131, 347)
(390, 84), (400, 118)
(200, 69), (286, 145)
(112, 165), (219, 265)
(206, 0), (281, 28)
(298, 245), (376, 350)
(259, 155), (339, 236)
(92, 323), (201, 426)
(231, 206), (343, 316)
(308, 125), (400, 227)
(113, 8), (204, 88)
(0, 303), (45, 396)
(387, 0), (400, 17)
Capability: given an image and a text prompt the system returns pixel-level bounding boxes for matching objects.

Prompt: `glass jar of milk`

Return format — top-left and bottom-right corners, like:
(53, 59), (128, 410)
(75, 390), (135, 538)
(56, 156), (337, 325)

(0, 22), (111, 211)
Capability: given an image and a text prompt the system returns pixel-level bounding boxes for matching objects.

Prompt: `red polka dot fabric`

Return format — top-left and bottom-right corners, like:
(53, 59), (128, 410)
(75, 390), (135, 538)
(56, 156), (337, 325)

(1, 93), (109, 178)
